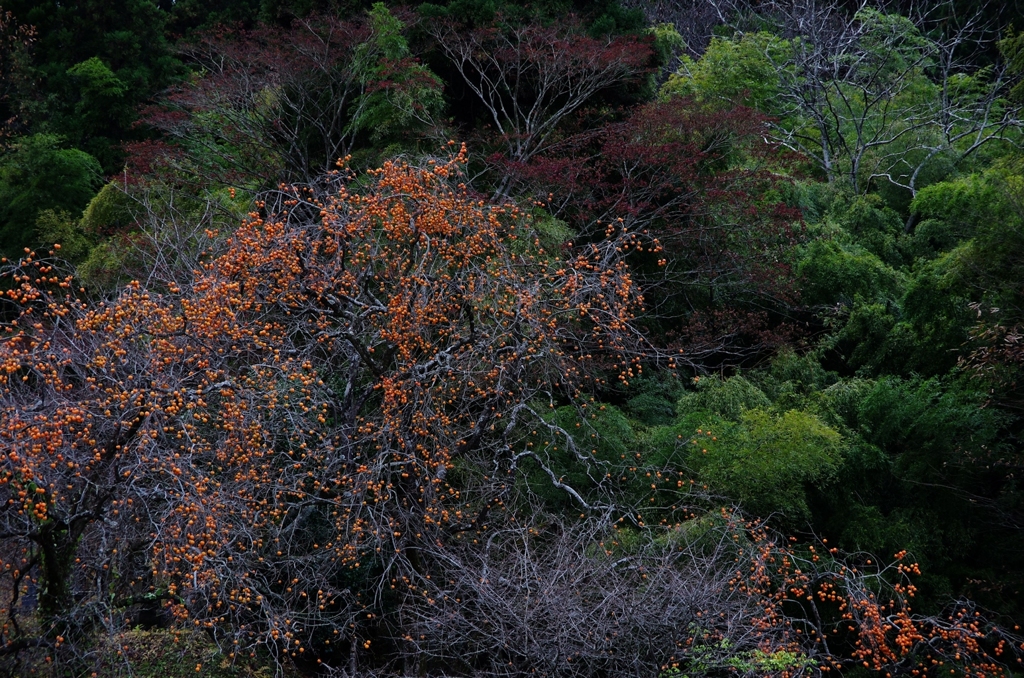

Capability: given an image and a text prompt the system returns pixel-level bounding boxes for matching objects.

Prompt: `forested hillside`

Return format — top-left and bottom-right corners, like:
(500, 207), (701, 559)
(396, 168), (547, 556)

(1, 1), (1024, 676)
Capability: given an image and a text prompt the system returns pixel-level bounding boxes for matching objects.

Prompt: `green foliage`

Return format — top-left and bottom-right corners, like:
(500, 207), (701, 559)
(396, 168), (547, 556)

(661, 639), (810, 678)
(64, 57), (131, 163)
(640, 353), (1021, 610)
(825, 247), (973, 376)
(35, 182), (139, 280)
(832, 300), (914, 375)
(911, 173), (1002, 238)
(532, 212), (575, 252)
(853, 8), (935, 79)
(835, 194), (906, 267)
(898, 250), (975, 370)
(794, 172), (1000, 378)
(748, 350), (837, 409)
(556, 403), (635, 460)
(953, 169), (1024, 321)
(684, 408), (843, 522)
(7, 0), (180, 173)
(656, 510), (734, 553)
(647, 23), (684, 71)
(0, 133), (102, 256)
(79, 182), (136, 237)
(854, 376), (1003, 465)
(907, 217), (960, 259)
(648, 372), (847, 523)
(667, 5), (1016, 198)
(74, 238), (130, 291)
(35, 209), (93, 263)
(677, 375), (771, 421)
(523, 403), (638, 507)
(815, 376), (1003, 572)
(999, 29), (1024, 103)
(349, 4), (444, 143)
(661, 31), (789, 112)
(798, 239), (903, 306)
(622, 373), (684, 427)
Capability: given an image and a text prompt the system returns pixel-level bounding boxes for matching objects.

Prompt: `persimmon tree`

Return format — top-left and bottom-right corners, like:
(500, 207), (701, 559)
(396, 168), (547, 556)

(776, 543), (1024, 678)
(0, 147), (649, 669)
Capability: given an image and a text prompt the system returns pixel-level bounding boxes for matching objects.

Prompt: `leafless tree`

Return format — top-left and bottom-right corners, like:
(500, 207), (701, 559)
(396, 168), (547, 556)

(428, 18), (653, 196)
(401, 516), (803, 678)
(666, 0), (1022, 201)
(619, 0), (725, 57)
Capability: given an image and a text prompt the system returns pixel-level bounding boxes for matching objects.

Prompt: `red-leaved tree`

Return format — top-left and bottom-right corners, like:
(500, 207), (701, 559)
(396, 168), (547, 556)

(508, 98), (804, 365)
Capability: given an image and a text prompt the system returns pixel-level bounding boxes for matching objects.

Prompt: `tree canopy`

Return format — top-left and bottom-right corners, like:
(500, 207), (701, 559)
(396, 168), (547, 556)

(2, 1), (1024, 676)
